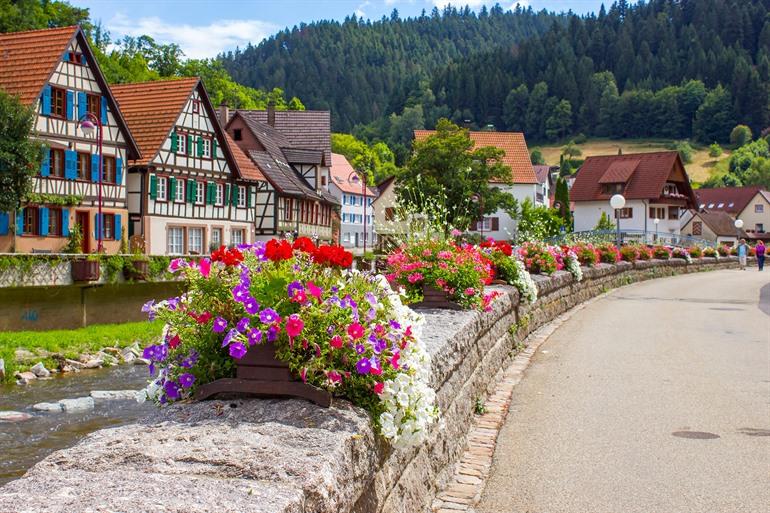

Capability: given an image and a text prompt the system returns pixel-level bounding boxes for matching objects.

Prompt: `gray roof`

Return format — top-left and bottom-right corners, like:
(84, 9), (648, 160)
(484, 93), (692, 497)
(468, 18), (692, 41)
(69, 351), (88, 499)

(240, 110), (332, 166)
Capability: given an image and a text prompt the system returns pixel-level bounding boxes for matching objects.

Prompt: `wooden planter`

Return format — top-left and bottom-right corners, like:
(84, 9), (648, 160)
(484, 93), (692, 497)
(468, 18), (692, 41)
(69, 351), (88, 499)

(71, 259), (100, 282)
(411, 284), (463, 310)
(124, 260), (149, 281)
(195, 343), (332, 407)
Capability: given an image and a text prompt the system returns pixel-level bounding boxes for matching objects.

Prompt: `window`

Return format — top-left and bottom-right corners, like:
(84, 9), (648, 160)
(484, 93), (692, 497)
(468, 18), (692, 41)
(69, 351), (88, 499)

(215, 183), (224, 205)
(615, 208), (633, 219)
(237, 186), (246, 207)
(755, 204), (764, 213)
(48, 208), (62, 236)
(231, 228), (244, 246)
(708, 203), (715, 208)
(177, 132), (187, 155)
(342, 213), (347, 223)
(51, 87), (66, 118)
(172, 179), (184, 202)
(103, 213), (115, 239)
(601, 183), (624, 195)
(195, 182), (205, 204)
(210, 228), (222, 250)
(86, 94), (100, 116)
(202, 138), (211, 158)
(321, 175), (327, 187)
(233, 128), (242, 141)
(343, 232), (350, 242)
(662, 183), (679, 196)
(385, 207), (395, 221)
(192, 100), (200, 114)
(76, 152), (90, 180)
(102, 156), (116, 184)
(717, 203), (724, 208)
(50, 148), (65, 178)
(67, 51), (85, 64)
(692, 221), (702, 236)
(285, 198), (293, 221)
(188, 227), (204, 254)
(167, 227), (184, 254)
(23, 207), (39, 235)
(756, 224), (765, 233)
(649, 206), (666, 219)
(668, 206), (679, 220)
(156, 177), (167, 201)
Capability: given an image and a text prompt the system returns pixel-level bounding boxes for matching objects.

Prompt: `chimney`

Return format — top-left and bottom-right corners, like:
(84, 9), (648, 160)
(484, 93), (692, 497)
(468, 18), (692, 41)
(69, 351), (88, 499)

(267, 100), (276, 127)
(218, 101), (229, 125)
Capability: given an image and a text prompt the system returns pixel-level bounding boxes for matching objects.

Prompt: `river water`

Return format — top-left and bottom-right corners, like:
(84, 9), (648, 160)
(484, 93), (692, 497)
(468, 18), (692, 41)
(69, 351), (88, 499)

(0, 364), (153, 485)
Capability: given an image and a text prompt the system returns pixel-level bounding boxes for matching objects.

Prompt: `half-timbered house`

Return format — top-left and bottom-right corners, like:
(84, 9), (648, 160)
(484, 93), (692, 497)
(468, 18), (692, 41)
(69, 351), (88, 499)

(112, 78), (265, 255)
(221, 105), (339, 242)
(0, 26), (141, 253)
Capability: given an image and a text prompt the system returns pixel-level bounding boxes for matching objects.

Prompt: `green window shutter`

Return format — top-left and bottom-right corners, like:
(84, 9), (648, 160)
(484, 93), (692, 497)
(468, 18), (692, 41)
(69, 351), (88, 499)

(206, 182), (215, 204)
(149, 174), (158, 199)
(169, 177), (176, 199)
(197, 137), (204, 157)
(187, 135), (193, 156)
(224, 184), (231, 205)
(232, 186), (239, 206)
(246, 186), (252, 208)
(170, 131), (178, 152)
(212, 139), (218, 159)
(187, 180), (195, 203)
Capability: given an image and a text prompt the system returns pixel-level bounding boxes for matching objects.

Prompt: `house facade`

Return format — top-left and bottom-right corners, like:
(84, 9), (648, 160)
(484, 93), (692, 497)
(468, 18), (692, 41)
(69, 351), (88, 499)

(112, 78), (264, 255)
(693, 187), (770, 242)
(328, 153), (378, 252)
(372, 176), (406, 251)
(680, 210), (746, 246)
(223, 107), (338, 242)
(413, 130), (539, 241)
(571, 151), (697, 234)
(0, 26), (140, 253)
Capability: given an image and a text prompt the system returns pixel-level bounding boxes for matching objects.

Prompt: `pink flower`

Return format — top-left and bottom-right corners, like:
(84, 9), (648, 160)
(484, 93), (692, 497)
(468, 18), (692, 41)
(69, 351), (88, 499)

(285, 314), (304, 338)
(422, 249), (432, 257)
(327, 370), (342, 384)
(198, 258), (211, 278)
(436, 278), (447, 288)
(451, 229), (462, 237)
(389, 352), (400, 370)
(307, 281), (323, 301)
(168, 258), (186, 272)
(290, 290), (308, 304)
(347, 322), (364, 339)
(300, 367), (308, 383)
(464, 288), (476, 296)
(330, 335), (343, 349)
(374, 382), (384, 394)
(438, 251), (452, 259)
(407, 272), (424, 284)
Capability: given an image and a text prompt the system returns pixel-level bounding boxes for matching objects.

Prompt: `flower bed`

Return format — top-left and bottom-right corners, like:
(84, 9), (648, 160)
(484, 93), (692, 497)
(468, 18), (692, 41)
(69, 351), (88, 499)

(139, 239), (437, 447)
(570, 242), (598, 266)
(703, 247), (719, 258)
(689, 246), (703, 258)
(595, 242), (620, 264)
(652, 245), (672, 259)
(671, 246), (693, 263)
(518, 241), (559, 275)
(479, 240), (538, 303)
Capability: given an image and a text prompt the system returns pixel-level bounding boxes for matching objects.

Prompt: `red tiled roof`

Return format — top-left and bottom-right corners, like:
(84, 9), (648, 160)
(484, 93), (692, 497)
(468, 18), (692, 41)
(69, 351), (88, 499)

(413, 130), (538, 184)
(598, 159), (640, 184)
(695, 186), (769, 214)
(329, 153), (378, 195)
(111, 77), (199, 165)
(689, 210), (747, 237)
(0, 26), (77, 106)
(222, 130), (265, 182)
(571, 151), (696, 206)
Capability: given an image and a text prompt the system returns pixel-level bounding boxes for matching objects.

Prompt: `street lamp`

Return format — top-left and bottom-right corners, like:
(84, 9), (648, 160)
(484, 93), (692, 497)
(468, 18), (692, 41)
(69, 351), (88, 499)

(609, 193), (626, 247)
(734, 218), (744, 243)
(348, 172), (367, 256)
(471, 193), (484, 240)
(653, 217), (660, 243)
(78, 113), (103, 253)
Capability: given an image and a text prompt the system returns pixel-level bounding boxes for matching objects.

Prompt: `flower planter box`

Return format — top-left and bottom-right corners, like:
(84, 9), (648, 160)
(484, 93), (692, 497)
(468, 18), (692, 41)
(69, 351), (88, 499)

(124, 260), (149, 281)
(411, 284), (463, 310)
(195, 342), (332, 407)
(71, 260), (100, 282)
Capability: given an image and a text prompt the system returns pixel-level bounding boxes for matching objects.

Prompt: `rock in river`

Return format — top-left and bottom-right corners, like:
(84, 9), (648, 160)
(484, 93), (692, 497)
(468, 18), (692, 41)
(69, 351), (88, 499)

(59, 397), (95, 412)
(32, 402), (63, 413)
(30, 362), (50, 378)
(90, 390), (139, 401)
(0, 411), (33, 423)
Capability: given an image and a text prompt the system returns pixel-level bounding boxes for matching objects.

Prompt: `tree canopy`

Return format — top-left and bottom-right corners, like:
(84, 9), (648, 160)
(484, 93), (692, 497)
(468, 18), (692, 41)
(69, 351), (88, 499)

(0, 91), (44, 213)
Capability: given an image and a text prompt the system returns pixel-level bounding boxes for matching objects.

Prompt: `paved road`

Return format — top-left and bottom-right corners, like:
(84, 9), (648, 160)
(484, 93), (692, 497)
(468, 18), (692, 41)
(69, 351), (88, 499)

(477, 269), (770, 513)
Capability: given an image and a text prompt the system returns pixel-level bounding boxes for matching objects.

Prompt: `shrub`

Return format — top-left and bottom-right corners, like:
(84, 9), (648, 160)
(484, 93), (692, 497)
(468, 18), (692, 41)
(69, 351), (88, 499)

(573, 133), (588, 144)
(518, 241), (558, 275)
(571, 242), (598, 266)
(596, 242), (620, 263)
(708, 143), (723, 158)
(619, 245), (641, 262)
(637, 245), (652, 260)
(730, 124), (753, 148)
(688, 246), (703, 258)
(703, 247), (718, 258)
(652, 246), (671, 259)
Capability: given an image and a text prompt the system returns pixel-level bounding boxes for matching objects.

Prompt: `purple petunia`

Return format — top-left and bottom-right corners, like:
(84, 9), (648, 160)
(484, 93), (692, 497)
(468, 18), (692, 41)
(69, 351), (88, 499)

(222, 328), (239, 347)
(229, 342), (247, 359)
(212, 317), (228, 333)
(247, 328), (263, 346)
(178, 373), (195, 388)
(164, 380), (180, 400)
(236, 317), (250, 333)
(287, 280), (304, 298)
(373, 339), (387, 354)
(366, 308), (377, 321)
(142, 344), (167, 362)
(141, 300), (156, 320)
(389, 320), (402, 330)
(364, 292), (378, 306)
(259, 308), (279, 324)
(355, 357), (371, 375)
(267, 325), (279, 342)
(166, 297), (179, 311)
(243, 296), (259, 315)
(355, 344), (366, 355)
(232, 285), (249, 303)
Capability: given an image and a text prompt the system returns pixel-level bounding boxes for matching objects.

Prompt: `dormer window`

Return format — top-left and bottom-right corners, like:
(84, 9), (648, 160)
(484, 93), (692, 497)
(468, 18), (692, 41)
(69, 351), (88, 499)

(192, 100), (200, 114)
(67, 52), (85, 65)
(662, 183), (679, 196)
(601, 183), (624, 195)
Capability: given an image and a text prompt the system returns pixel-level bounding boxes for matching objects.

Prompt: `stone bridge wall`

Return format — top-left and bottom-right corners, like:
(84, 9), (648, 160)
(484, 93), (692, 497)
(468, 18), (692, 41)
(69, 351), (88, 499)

(0, 257), (742, 513)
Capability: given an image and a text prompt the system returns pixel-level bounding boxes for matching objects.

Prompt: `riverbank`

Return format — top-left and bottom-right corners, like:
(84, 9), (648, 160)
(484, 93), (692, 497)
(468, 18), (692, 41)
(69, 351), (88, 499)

(0, 321), (162, 384)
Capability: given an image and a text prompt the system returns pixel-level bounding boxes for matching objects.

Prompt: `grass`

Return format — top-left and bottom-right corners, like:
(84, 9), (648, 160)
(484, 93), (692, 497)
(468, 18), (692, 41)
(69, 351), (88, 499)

(0, 321), (163, 383)
(536, 138), (731, 184)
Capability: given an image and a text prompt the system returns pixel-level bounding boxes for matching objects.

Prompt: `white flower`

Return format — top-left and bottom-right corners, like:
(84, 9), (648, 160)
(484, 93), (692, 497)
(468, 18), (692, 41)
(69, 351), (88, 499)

(509, 257), (538, 303)
(564, 251), (583, 282)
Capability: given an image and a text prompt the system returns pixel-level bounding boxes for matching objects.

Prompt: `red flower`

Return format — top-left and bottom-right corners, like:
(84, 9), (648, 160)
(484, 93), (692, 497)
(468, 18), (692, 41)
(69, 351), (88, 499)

(292, 237), (316, 253)
(265, 239), (293, 261)
(211, 246), (243, 266)
(374, 382), (384, 394)
(312, 244), (353, 268)
(347, 322), (364, 339)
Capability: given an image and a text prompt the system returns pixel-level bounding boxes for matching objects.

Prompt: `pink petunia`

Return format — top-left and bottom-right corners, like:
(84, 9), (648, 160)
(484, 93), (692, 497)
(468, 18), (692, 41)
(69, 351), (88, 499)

(347, 323), (364, 339)
(330, 335), (343, 349)
(307, 281), (323, 301)
(407, 272), (424, 284)
(374, 382), (384, 394)
(198, 258), (211, 278)
(285, 314), (304, 339)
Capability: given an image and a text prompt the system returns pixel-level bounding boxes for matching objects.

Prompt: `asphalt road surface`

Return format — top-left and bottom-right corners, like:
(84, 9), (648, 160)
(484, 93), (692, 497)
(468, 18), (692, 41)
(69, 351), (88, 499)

(477, 268), (770, 513)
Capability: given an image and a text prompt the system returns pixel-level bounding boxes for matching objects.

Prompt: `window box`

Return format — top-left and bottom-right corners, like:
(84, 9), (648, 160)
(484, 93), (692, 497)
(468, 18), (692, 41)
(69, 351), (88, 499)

(123, 258), (149, 281)
(71, 259), (100, 282)
(411, 284), (463, 311)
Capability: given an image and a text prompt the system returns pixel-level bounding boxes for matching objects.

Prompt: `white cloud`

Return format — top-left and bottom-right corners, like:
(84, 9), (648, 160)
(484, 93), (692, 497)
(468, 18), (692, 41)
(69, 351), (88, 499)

(356, 0), (372, 18)
(430, 0), (529, 9)
(106, 13), (278, 59)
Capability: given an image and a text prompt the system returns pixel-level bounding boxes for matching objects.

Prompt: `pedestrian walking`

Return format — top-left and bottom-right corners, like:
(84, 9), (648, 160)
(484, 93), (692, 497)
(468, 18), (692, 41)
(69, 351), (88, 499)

(756, 240), (765, 271)
(738, 239), (748, 270)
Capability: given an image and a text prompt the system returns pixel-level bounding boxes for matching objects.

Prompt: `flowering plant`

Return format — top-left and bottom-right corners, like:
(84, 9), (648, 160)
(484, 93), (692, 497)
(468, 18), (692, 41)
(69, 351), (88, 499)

(703, 247), (719, 258)
(688, 246), (703, 258)
(139, 239), (437, 447)
(652, 245), (672, 259)
(562, 247), (583, 282)
(619, 245), (641, 262)
(385, 239), (497, 310)
(717, 245), (730, 257)
(671, 246), (693, 263)
(596, 242), (620, 264)
(637, 245), (652, 260)
(479, 239), (538, 303)
(518, 242), (558, 275)
(570, 242), (598, 266)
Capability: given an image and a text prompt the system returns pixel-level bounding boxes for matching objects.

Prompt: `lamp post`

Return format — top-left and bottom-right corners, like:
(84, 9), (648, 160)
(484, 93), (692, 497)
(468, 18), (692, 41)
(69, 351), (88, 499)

(609, 194), (626, 247)
(653, 217), (660, 243)
(78, 113), (103, 253)
(348, 172), (367, 256)
(471, 193), (484, 240)
(734, 218), (744, 244)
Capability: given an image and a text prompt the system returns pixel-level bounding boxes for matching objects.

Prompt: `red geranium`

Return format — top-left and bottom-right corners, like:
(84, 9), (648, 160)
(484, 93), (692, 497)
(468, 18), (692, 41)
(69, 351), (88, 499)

(211, 246), (244, 266)
(292, 237), (317, 253)
(265, 239), (293, 261)
(312, 244), (353, 268)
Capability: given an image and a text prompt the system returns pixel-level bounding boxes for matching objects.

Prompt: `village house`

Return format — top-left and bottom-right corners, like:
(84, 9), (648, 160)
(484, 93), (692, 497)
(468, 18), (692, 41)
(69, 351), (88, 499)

(328, 153), (378, 253)
(371, 176), (404, 251)
(571, 151), (697, 234)
(412, 130), (540, 241)
(221, 105), (339, 242)
(680, 210), (747, 246)
(690, 186), (770, 242)
(111, 78), (264, 255)
(0, 26), (141, 253)
(533, 164), (557, 207)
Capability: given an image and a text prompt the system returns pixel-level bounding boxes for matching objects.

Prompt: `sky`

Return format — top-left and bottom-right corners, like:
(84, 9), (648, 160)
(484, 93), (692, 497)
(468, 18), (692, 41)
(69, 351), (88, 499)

(77, 0), (616, 59)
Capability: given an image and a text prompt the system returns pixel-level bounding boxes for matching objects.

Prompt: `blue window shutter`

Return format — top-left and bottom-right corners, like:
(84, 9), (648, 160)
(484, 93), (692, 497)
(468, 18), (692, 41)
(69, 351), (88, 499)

(82, 55), (87, 66)
(100, 96), (107, 125)
(0, 213), (8, 235)
(41, 85), (51, 115)
(40, 148), (50, 176)
(39, 207), (49, 236)
(116, 157), (123, 185)
(77, 92), (87, 118)
(91, 154), (100, 182)
(115, 214), (122, 240)
(62, 209), (69, 237)
(15, 209), (24, 235)
(64, 150), (76, 180)
(63, 52), (70, 62)
(94, 213), (101, 240)
(66, 90), (74, 120)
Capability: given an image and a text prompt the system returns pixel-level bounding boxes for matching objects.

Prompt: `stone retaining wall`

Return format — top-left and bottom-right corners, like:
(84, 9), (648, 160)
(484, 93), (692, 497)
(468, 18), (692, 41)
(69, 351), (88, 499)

(0, 257), (743, 513)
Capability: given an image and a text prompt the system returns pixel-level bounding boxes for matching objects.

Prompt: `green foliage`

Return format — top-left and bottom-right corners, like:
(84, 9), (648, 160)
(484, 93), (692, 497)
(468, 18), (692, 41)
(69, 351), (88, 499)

(331, 133), (398, 184)
(545, 99), (573, 141)
(694, 85), (736, 144)
(667, 140), (694, 164)
(0, 90), (44, 212)
(561, 141), (582, 158)
(0, 0), (89, 32)
(515, 198), (564, 243)
(708, 143), (723, 158)
(705, 139), (770, 189)
(397, 119), (514, 231)
(730, 125), (753, 148)
(62, 223), (83, 254)
(594, 211), (615, 231)
(554, 177), (572, 230)
(530, 148), (545, 165)
(24, 193), (82, 207)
